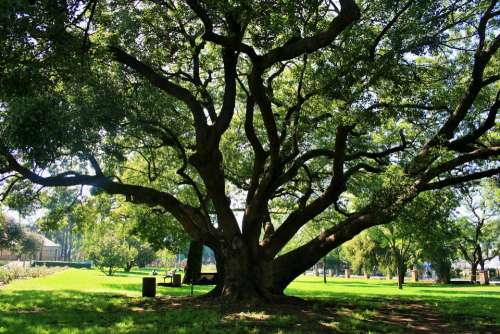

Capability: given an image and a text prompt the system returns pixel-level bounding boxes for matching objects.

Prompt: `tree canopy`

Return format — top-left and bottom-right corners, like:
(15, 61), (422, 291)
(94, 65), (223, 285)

(0, 0), (498, 301)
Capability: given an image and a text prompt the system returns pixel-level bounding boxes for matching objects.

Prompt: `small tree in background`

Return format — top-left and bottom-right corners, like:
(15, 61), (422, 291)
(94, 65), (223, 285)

(456, 183), (499, 282)
(19, 231), (43, 261)
(343, 190), (459, 288)
(371, 224), (419, 289)
(342, 231), (380, 278)
(423, 242), (457, 284)
(123, 236), (156, 272)
(86, 234), (134, 276)
(0, 214), (25, 253)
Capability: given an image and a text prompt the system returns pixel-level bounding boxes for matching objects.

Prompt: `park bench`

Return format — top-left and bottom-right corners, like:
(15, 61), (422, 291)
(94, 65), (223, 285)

(189, 272), (218, 285)
(157, 269), (181, 287)
(187, 272), (218, 296)
(163, 269), (177, 284)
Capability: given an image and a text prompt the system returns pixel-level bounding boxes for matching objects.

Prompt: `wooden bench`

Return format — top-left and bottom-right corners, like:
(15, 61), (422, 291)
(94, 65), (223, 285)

(158, 269), (181, 287)
(188, 272), (218, 296)
(163, 269), (176, 284)
(189, 272), (217, 285)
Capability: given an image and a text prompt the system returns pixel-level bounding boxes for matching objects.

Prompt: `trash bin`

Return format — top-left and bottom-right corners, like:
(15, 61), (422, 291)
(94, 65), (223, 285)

(142, 277), (156, 297)
(172, 274), (181, 287)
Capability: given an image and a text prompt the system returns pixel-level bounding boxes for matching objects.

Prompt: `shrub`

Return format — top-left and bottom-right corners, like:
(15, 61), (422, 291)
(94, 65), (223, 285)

(0, 266), (61, 285)
(32, 261), (91, 269)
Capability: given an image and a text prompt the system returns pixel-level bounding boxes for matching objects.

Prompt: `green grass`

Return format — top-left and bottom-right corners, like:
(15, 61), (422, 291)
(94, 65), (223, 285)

(1, 269), (499, 333)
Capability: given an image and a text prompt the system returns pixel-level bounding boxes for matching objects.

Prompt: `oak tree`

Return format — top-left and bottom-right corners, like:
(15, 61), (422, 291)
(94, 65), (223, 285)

(0, 0), (499, 301)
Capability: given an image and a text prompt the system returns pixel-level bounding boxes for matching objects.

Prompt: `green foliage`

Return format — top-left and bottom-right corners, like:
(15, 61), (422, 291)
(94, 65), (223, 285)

(0, 0), (498, 293)
(32, 261), (91, 269)
(342, 190), (460, 281)
(0, 265), (61, 285)
(79, 194), (168, 274)
(0, 214), (24, 251)
(1, 270), (499, 333)
(342, 230), (380, 275)
(454, 181), (500, 273)
(85, 233), (133, 276)
(132, 244), (156, 268)
(19, 231), (43, 258)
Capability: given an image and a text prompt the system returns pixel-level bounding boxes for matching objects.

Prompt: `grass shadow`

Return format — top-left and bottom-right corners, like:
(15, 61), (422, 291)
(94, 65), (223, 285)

(0, 289), (219, 334)
(0, 289), (459, 334)
(418, 289), (500, 296)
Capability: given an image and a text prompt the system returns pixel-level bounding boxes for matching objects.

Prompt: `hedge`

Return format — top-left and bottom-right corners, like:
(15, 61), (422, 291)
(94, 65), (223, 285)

(32, 261), (92, 269)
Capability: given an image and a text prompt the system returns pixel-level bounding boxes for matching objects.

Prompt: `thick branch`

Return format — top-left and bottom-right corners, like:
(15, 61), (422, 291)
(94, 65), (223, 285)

(420, 146), (500, 183)
(1, 148), (210, 240)
(264, 126), (351, 258)
(109, 47), (207, 134)
(447, 91), (499, 152)
(259, 0), (360, 68)
(347, 130), (407, 162)
(419, 168), (500, 191)
(369, 0), (414, 61)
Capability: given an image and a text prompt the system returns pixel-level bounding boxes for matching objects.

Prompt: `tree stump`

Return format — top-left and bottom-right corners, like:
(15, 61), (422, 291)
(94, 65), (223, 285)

(479, 270), (489, 285)
(142, 277), (156, 297)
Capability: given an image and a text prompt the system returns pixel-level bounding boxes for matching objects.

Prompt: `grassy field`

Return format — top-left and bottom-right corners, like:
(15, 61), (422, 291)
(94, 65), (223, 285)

(1, 268), (499, 333)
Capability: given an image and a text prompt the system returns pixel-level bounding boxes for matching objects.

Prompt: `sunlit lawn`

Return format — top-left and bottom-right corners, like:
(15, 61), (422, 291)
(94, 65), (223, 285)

(1, 268), (499, 333)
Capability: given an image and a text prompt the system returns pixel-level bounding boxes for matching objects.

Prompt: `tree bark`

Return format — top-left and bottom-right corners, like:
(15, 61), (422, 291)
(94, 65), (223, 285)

(471, 262), (478, 283)
(183, 240), (203, 284)
(200, 242), (285, 303)
(124, 261), (133, 272)
(435, 261), (451, 284)
(363, 268), (370, 279)
(397, 263), (407, 289)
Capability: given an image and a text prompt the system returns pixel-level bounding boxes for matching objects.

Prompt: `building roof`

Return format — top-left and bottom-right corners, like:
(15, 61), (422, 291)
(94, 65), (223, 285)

(41, 236), (60, 248)
(453, 257), (500, 269)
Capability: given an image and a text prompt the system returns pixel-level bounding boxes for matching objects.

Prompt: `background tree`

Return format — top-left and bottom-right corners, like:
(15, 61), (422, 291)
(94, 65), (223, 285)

(342, 230), (380, 278)
(85, 232), (134, 276)
(18, 231), (43, 261)
(324, 248), (348, 276)
(0, 0), (498, 301)
(36, 188), (93, 261)
(456, 182), (499, 282)
(373, 190), (458, 288)
(0, 214), (24, 252)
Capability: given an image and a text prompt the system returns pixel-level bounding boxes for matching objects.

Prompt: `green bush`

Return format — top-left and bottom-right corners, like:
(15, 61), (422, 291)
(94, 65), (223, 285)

(32, 261), (91, 269)
(0, 266), (61, 285)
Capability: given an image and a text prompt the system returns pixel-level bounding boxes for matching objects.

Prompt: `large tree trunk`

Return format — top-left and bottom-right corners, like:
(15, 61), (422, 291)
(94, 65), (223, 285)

(203, 194), (416, 301)
(397, 263), (407, 290)
(471, 262), (478, 283)
(124, 261), (134, 272)
(434, 259), (451, 284)
(183, 240), (203, 284)
(202, 243), (281, 303)
(220, 245), (273, 302)
(67, 225), (73, 262)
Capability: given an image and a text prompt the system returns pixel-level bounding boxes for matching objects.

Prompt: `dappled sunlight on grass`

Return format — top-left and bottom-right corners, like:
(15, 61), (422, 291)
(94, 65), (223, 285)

(3, 268), (211, 297)
(286, 276), (500, 325)
(1, 269), (499, 333)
